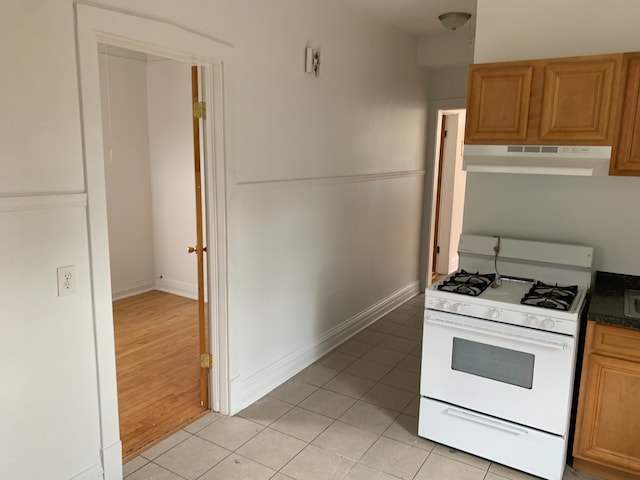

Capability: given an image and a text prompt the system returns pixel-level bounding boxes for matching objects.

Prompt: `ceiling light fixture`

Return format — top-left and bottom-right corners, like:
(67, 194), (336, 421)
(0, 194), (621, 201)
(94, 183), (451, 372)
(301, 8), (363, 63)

(438, 12), (472, 31)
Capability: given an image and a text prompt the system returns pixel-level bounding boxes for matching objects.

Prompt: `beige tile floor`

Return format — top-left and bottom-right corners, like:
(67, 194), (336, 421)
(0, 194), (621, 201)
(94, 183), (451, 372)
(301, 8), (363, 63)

(123, 294), (603, 480)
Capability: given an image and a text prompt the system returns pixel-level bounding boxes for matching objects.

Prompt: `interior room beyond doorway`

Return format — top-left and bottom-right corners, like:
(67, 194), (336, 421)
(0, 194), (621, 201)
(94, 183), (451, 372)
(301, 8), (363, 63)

(430, 109), (467, 285)
(114, 291), (207, 460)
(98, 44), (208, 460)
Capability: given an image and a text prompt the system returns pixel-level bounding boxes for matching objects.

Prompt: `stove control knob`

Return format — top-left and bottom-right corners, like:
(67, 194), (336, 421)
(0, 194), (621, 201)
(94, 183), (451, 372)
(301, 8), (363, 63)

(452, 303), (464, 313)
(541, 319), (555, 330)
(438, 300), (450, 310)
(524, 316), (539, 327)
(487, 309), (500, 319)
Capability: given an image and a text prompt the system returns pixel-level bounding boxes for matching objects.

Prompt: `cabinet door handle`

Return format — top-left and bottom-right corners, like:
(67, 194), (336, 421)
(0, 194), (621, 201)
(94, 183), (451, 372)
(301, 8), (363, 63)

(445, 408), (528, 436)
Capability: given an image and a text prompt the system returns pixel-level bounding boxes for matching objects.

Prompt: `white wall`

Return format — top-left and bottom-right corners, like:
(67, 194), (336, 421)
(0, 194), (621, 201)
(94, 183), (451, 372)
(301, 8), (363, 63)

(218, 0), (428, 408)
(430, 67), (468, 102)
(417, 30), (474, 69)
(1, 0), (428, 477)
(99, 53), (156, 299)
(0, 2), (84, 195)
(468, 0), (640, 275)
(0, 3), (102, 479)
(0, 199), (101, 480)
(475, 0), (640, 63)
(463, 174), (640, 273)
(146, 60), (198, 299)
(234, 174), (424, 399)
(100, 53), (199, 300)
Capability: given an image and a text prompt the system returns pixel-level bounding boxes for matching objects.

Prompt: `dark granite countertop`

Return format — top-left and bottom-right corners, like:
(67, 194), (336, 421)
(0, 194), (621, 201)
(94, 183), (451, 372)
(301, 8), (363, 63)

(589, 271), (640, 330)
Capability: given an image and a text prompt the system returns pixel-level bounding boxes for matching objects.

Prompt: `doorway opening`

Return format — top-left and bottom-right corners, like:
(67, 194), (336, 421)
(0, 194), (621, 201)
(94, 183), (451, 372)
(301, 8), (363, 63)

(76, 5), (233, 476)
(428, 109), (467, 285)
(98, 45), (210, 460)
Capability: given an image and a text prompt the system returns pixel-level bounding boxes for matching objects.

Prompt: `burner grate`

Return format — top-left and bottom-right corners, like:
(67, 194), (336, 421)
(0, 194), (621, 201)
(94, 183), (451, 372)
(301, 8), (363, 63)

(520, 281), (578, 311)
(437, 270), (496, 297)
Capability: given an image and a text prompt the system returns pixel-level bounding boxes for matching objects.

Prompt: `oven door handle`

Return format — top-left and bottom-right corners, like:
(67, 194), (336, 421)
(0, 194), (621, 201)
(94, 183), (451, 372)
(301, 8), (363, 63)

(425, 317), (569, 350)
(445, 408), (529, 436)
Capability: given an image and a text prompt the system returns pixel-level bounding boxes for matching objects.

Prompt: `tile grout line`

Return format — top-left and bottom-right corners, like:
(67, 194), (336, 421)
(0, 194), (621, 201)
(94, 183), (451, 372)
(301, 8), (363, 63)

(264, 323), (411, 479)
(127, 295), (430, 480)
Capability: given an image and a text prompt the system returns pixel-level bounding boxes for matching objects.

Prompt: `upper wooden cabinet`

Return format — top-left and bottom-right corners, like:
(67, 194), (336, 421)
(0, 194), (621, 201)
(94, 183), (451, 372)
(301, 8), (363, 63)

(465, 54), (623, 146)
(465, 63), (533, 142)
(610, 52), (640, 175)
(539, 57), (620, 142)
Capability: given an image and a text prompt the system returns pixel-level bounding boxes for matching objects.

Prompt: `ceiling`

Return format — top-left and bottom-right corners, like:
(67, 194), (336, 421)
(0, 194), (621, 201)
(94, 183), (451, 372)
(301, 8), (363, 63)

(348, 0), (477, 36)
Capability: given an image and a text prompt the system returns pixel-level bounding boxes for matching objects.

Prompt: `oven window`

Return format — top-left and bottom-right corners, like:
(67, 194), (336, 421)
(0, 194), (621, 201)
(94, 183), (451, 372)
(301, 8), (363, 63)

(451, 338), (534, 389)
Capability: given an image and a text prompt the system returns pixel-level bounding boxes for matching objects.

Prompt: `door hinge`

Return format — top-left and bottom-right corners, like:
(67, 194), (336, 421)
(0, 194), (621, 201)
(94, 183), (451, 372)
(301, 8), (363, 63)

(444, 130), (448, 137)
(437, 246), (440, 254)
(200, 353), (213, 369)
(193, 101), (207, 119)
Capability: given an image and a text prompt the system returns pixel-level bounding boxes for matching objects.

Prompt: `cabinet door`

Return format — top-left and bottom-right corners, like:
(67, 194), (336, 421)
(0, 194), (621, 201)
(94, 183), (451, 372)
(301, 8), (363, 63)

(574, 352), (640, 475)
(611, 53), (640, 175)
(465, 63), (533, 143)
(539, 55), (621, 143)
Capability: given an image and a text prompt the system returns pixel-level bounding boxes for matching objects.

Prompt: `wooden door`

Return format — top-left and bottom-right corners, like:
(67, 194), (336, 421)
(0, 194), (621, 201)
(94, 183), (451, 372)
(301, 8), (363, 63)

(465, 62), (534, 143)
(611, 52), (640, 175)
(539, 54), (622, 144)
(190, 65), (209, 408)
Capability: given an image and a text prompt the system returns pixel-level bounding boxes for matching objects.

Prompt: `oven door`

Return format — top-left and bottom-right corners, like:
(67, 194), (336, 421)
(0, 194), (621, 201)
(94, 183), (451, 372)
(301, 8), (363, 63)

(421, 310), (577, 435)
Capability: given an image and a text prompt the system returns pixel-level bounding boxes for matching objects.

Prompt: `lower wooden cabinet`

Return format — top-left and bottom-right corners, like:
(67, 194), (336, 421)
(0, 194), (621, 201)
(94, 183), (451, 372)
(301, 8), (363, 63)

(573, 322), (640, 479)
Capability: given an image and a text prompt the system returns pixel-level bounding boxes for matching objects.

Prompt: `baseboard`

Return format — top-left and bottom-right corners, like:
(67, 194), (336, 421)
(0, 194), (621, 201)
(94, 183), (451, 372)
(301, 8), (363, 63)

(111, 279), (155, 301)
(112, 277), (201, 301)
(101, 440), (123, 480)
(230, 280), (421, 414)
(68, 463), (104, 480)
(572, 458), (639, 480)
(154, 278), (198, 300)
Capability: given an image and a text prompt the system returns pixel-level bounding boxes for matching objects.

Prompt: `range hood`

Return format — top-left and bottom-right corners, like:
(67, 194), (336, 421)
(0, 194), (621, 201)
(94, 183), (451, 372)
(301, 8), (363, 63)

(463, 144), (611, 176)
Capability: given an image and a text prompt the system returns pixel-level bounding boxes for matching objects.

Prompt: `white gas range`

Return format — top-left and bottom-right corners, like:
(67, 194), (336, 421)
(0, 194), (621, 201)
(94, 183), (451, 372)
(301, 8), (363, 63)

(419, 234), (593, 480)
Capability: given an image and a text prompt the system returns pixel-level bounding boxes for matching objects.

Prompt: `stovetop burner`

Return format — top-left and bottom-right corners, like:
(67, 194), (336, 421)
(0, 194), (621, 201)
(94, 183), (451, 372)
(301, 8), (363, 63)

(437, 270), (496, 297)
(520, 281), (578, 311)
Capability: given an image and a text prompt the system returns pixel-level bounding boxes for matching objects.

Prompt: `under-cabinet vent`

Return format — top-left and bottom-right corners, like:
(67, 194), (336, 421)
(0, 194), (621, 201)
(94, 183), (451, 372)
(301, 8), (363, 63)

(463, 144), (611, 176)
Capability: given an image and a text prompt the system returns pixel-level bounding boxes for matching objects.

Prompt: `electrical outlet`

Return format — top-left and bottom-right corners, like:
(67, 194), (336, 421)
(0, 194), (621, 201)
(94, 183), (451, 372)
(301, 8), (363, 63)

(57, 265), (76, 296)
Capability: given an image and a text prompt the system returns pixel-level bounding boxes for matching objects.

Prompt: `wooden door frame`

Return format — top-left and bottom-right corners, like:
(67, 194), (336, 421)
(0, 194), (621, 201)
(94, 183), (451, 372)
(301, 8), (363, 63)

(76, 6), (232, 479)
(191, 66), (209, 408)
(433, 111), (467, 276)
(431, 115), (447, 276)
(418, 98), (467, 288)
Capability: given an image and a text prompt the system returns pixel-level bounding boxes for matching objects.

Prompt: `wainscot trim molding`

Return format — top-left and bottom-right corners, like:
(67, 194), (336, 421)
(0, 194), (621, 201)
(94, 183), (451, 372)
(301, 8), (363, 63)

(0, 193), (87, 212)
(68, 462), (104, 480)
(230, 280), (421, 414)
(236, 170), (425, 192)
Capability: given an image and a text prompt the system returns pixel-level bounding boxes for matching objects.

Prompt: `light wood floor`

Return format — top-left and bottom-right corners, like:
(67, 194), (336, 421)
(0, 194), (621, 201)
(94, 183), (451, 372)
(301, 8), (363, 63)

(432, 272), (447, 283)
(113, 290), (207, 461)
